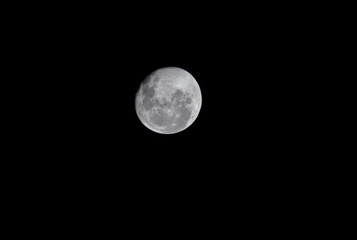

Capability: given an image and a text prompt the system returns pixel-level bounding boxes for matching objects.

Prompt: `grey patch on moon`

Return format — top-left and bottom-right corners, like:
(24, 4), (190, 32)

(171, 89), (184, 100)
(135, 67), (202, 134)
(150, 108), (171, 127)
(141, 85), (156, 111)
(185, 97), (192, 104)
(166, 105), (192, 133)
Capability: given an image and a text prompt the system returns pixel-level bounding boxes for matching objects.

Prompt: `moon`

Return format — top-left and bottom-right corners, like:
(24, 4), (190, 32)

(135, 67), (202, 134)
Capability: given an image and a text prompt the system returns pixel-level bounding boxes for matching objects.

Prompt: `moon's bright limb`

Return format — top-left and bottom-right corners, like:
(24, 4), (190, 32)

(135, 67), (202, 134)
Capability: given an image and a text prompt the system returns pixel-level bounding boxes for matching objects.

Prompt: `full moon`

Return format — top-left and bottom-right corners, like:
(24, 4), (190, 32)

(135, 67), (202, 134)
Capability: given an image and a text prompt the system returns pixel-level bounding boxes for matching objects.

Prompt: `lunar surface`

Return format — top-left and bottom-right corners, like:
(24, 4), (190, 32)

(135, 67), (202, 134)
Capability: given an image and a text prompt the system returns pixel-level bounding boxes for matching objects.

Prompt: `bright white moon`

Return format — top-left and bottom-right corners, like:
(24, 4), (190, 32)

(135, 67), (202, 134)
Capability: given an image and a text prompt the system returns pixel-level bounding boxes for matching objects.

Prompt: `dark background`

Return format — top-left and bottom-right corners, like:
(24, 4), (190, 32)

(7, 2), (325, 232)
(31, 6), (309, 167)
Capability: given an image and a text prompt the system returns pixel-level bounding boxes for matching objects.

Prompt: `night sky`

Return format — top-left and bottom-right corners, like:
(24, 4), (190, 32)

(46, 7), (305, 169)
(14, 2), (319, 231)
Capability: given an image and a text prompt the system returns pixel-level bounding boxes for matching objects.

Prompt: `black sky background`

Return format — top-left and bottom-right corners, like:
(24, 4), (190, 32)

(8, 2), (326, 231)
(34, 5), (310, 164)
